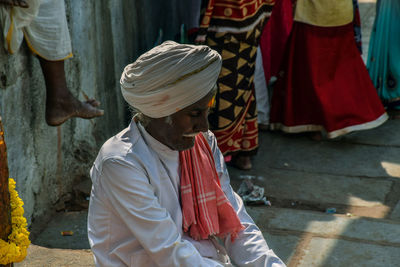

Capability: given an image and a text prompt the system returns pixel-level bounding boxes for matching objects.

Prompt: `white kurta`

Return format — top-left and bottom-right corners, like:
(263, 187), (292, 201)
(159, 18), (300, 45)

(88, 119), (286, 267)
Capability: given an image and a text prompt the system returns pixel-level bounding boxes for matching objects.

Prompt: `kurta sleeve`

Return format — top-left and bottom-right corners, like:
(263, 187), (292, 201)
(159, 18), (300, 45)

(97, 158), (223, 267)
(205, 131), (287, 267)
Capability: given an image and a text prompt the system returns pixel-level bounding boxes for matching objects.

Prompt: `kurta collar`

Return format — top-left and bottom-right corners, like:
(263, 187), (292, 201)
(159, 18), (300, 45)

(134, 120), (179, 160)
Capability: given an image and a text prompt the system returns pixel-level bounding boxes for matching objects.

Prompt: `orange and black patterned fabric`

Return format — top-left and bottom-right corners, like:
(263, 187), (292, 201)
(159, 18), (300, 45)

(201, 0), (274, 155)
(200, 0), (274, 30)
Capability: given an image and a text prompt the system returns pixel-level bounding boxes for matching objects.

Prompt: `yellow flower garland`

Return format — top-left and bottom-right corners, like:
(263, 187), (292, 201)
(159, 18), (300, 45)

(0, 178), (30, 265)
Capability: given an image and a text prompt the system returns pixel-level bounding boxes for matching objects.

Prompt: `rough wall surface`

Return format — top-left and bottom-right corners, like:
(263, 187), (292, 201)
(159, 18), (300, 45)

(0, 0), (193, 225)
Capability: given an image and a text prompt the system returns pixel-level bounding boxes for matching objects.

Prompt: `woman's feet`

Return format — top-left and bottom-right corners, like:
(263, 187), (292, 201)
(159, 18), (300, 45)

(231, 154), (252, 170)
(258, 123), (269, 132)
(388, 109), (400, 119)
(308, 131), (322, 141)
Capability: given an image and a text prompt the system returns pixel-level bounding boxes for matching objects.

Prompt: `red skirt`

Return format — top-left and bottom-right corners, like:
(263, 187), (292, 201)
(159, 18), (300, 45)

(269, 22), (387, 138)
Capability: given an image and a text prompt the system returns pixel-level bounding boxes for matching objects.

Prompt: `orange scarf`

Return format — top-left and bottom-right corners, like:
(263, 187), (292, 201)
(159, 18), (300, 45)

(179, 134), (244, 241)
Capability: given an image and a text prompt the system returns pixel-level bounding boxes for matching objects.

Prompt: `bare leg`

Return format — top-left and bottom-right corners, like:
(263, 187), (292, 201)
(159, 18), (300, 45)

(38, 57), (104, 126)
(389, 110), (400, 119)
(232, 153), (252, 170)
(0, 0), (29, 8)
(309, 131), (322, 141)
(258, 123), (269, 132)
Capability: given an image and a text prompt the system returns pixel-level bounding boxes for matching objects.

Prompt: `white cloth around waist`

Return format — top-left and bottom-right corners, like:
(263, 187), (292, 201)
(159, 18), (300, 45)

(0, 0), (72, 60)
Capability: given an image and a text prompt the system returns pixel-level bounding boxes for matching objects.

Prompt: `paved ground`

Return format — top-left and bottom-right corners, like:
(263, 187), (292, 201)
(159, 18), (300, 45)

(229, 119), (400, 266)
(17, 1), (399, 266)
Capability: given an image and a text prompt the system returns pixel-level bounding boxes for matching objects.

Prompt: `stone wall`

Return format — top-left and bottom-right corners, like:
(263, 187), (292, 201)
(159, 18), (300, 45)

(0, 0), (193, 225)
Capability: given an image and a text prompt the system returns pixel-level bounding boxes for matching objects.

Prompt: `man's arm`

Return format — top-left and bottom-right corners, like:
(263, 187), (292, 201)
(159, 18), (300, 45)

(221, 180), (286, 267)
(97, 158), (223, 267)
(205, 131), (286, 267)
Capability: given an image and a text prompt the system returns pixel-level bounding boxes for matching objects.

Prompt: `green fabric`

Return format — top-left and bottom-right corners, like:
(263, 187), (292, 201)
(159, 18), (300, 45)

(367, 0), (400, 109)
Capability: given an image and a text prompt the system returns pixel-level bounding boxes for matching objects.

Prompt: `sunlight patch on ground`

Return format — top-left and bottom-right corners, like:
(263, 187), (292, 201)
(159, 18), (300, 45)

(381, 161), (400, 178)
(304, 216), (351, 235)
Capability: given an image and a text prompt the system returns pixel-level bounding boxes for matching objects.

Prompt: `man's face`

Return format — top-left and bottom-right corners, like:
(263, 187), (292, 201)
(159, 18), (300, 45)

(146, 91), (215, 151)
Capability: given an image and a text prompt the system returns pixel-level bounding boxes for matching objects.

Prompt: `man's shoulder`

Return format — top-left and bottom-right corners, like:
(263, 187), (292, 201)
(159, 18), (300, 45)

(96, 123), (146, 166)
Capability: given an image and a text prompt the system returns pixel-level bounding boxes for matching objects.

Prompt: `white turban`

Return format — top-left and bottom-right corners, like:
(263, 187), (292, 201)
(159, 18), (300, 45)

(120, 41), (222, 118)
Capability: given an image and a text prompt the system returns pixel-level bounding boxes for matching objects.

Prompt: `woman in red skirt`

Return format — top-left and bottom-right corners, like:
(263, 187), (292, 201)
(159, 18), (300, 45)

(269, 0), (388, 139)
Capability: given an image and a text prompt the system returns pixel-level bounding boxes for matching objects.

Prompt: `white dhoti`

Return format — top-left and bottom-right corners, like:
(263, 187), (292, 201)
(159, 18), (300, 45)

(0, 0), (72, 61)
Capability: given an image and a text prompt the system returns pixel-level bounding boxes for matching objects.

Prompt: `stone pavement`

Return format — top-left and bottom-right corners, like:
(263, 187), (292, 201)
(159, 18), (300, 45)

(17, 1), (399, 266)
(229, 119), (400, 266)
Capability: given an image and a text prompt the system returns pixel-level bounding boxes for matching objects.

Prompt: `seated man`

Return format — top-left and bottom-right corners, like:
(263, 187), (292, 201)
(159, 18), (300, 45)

(88, 41), (286, 267)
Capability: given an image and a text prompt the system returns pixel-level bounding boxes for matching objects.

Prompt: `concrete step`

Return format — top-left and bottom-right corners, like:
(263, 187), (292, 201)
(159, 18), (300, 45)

(15, 245), (94, 267)
(247, 207), (400, 267)
(254, 130), (400, 179)
(32, 211), (90, 249)
(229, 167), (400, 219)
(16, 211), (93, 267)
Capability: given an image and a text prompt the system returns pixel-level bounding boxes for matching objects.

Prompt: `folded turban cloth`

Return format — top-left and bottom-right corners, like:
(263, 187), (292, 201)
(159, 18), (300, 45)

(120, 41), (222, 118)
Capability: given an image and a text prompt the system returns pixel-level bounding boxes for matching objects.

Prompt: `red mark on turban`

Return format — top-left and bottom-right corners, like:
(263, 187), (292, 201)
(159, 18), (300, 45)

(153, 95), (170, 106)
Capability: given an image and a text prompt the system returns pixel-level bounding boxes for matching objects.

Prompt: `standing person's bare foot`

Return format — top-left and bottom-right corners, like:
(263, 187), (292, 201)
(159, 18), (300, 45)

(258, 123), (269, 132)
(0, 0), (29, 8)
(309, 131), (322, 141)
(39, 57), (104, 126)
(388, 110), (400, 119)
(232, 154), (252, 170)
(45, 95), (104, 126)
